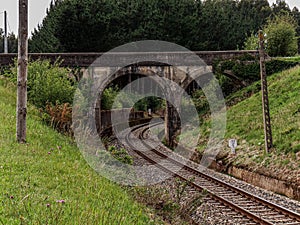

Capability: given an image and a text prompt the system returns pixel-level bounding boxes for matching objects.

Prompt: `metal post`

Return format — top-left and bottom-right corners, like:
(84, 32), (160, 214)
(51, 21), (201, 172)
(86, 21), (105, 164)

(4, 11), (8, 53)
(258, 30), (273, 153)
(16, 0), (28, 143)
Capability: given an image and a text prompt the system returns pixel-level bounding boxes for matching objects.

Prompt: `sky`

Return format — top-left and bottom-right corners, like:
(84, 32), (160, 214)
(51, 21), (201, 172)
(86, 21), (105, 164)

(0, 0), (300, 36)
(0, 0), (52, 35)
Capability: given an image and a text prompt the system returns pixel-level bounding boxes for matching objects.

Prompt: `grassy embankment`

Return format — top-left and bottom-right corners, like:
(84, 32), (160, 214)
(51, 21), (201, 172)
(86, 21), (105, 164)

(199, 64), (300, 170)
(0, 78), (155, 224)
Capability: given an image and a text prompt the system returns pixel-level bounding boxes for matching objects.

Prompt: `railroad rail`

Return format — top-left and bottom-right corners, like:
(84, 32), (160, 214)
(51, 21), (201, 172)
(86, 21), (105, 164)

(124, 122), (300, 225)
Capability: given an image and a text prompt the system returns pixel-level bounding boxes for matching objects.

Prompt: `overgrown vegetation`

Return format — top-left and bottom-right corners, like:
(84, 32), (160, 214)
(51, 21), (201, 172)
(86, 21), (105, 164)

(3, 60), (77, 134)
(0, 77), (156, 224)
(4, 60), (77, 109)
(216, 57), (299, 95)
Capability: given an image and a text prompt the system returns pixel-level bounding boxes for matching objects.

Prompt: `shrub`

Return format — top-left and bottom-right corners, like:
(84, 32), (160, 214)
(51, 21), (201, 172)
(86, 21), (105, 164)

(5, 59), (77, 109)
(244, 15), (298, 57)
(3, 59), (77, 134)
(264, 14), (298, 57)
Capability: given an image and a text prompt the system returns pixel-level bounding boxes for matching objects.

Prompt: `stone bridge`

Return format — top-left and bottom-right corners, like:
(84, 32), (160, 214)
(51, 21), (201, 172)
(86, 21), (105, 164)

(0, 50), (258, 67)
(0, 51), (258, 146)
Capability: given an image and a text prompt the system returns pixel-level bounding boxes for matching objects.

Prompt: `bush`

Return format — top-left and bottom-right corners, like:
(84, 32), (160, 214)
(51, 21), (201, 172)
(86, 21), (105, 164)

(5, 59), (77, 109)
(3, 60), (77, 134)
(265, 14), (298, 57)
(244, 15), (298, 57)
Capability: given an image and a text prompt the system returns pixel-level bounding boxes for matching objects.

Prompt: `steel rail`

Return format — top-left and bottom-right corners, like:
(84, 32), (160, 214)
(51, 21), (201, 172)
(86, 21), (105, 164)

(124, 122), (300, 225)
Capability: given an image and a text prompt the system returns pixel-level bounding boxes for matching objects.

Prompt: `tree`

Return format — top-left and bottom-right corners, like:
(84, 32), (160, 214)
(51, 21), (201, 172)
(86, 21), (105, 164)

(271, 0), (291, 15)
(0, 29), (18, 53)
(264, 14), (298, 56)
(29, 0), (63, 52)
(29, 0), (300, 53)
(292, 7), (300, 53)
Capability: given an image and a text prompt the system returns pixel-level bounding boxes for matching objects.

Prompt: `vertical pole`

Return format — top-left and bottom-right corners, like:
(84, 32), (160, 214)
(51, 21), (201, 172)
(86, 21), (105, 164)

(4, 11), (8, 53)
(164, 66), (181, 148)
(16, 0), (28, 143)
(258, 30), (273, 153)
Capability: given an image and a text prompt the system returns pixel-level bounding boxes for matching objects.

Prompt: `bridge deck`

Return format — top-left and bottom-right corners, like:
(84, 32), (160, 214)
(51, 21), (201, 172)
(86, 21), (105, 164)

(0, 50), (258, 67)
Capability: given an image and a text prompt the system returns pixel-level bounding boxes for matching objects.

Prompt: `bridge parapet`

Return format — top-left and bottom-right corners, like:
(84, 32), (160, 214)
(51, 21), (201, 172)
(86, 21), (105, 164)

(0, 50), (259, 67)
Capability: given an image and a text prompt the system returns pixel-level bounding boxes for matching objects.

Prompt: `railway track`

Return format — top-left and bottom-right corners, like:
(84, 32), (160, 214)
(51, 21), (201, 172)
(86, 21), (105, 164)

(124, 122), (300, 225)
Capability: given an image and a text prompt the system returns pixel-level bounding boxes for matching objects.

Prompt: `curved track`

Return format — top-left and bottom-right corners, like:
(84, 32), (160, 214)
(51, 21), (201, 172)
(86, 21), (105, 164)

(124, 122), (300, 225)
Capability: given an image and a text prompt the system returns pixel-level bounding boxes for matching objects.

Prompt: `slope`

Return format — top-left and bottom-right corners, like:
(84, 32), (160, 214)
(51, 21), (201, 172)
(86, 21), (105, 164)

(199, 65), (300, 185)
(0, 77), (155, 224)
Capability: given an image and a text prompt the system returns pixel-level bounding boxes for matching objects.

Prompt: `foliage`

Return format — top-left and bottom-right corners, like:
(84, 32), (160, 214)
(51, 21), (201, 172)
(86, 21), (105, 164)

(0, 29), (18, 53)
(101, 86), (122, 110)
(108, 146), (133, 165)
(29, 0), (300, 52)
(134, 96), (164, 112)
(192, 57), (299, 117)
(4, 60), (77, 109)
(244, 32), (258, 50)
(213, 56), (299, 96)
(29, 0), (63, 52)
(264, 14), (298, 56)
(101, 85), (164, 112)
(0, 78), (155, 224)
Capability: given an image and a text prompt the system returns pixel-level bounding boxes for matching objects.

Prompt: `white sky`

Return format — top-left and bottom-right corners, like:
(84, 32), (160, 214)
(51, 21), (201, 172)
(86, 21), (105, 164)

(0, 0), (300, 36)
(0, 0), (52, 35)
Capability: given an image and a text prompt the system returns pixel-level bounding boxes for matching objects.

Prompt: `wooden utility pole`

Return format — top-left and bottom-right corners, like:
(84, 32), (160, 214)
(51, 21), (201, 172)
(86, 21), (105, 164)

(16, 0), (28, 143)
(258, 30), (273, 153)
(4, 11), (8, 53)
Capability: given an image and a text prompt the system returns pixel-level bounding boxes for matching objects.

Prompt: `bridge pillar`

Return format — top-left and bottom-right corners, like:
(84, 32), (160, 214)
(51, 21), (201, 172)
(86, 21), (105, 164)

(164, 66), (182, 148)
(165, 100), (181, 148)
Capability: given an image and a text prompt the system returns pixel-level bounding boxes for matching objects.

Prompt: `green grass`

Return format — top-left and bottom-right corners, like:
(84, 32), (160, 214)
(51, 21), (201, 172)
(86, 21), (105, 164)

(274, 56), (300, 63)
(199, 65), (300, 167)
(0, 77), (155, 224)
(226, 66), (300, 153)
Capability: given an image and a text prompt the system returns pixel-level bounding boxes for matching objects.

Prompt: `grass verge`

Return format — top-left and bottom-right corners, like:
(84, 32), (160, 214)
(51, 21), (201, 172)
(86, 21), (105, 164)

(0, 77), (156, 224)
(198, 65), (300, 170)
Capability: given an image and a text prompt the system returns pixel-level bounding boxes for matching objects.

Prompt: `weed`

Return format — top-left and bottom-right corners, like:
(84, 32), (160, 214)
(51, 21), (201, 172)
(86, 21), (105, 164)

(108, 146), (133, 165)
